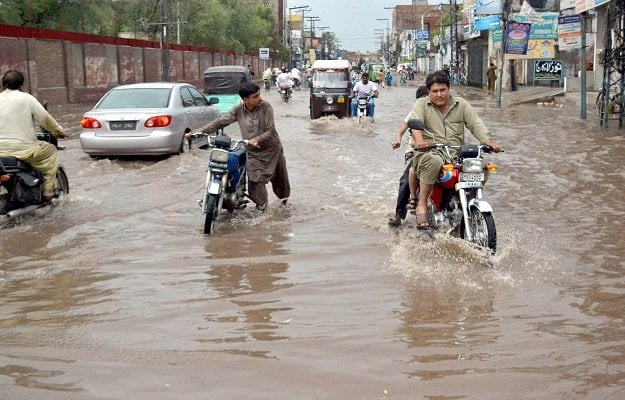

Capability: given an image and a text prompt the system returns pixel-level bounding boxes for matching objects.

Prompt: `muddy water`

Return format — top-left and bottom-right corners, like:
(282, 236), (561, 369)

(1, 82), (625, 399)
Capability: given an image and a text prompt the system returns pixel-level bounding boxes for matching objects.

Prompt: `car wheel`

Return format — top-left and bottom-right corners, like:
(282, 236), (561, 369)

(176, 133), (186, 154)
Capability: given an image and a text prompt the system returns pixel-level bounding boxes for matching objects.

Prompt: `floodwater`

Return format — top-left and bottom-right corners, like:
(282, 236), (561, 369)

(1, 81), (625, 399)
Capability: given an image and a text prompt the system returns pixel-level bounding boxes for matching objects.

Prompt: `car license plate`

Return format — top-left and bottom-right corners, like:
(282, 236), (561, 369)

(110, 120), (137, 130)
(461, 172), (484, 182)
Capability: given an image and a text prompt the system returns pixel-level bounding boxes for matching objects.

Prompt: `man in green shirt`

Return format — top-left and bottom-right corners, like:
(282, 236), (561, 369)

(408, 70), (503, 229)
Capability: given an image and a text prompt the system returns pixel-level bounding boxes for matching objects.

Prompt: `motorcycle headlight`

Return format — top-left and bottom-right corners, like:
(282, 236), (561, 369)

(210, 149), (229, 163)
(326, 96), (334, 105)
(462, 158), (484, 173)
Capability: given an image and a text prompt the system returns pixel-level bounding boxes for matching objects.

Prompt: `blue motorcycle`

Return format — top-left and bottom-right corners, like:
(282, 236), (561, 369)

(190, 132), (249, 234)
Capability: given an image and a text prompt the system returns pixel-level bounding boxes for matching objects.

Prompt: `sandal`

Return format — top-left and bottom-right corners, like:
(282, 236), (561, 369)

(407, 197), (416, 209)
(416, 213), (430, 230)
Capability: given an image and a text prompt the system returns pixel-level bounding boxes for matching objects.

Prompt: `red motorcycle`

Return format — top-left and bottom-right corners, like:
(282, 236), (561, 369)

(279, 85), (292, 103)
(408, 119), (500, 254)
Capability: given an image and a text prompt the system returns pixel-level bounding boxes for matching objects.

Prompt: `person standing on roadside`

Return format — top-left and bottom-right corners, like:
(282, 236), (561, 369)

(191, 83), (290, 212)
(487, 63), (497, 93)
(0, 69), (65, 201)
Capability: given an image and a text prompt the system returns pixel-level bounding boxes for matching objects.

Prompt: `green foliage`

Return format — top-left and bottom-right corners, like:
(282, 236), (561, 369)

(0, 0), (277, 53)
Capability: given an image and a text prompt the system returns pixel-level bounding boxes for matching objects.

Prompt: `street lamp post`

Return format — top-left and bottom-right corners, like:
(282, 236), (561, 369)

(288, 6), (310, 68)
(316, 26), (329, 59)
(376, 18), (390, 64)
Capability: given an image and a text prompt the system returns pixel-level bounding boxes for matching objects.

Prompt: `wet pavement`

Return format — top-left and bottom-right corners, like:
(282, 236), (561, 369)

(1, 80), (625, 399)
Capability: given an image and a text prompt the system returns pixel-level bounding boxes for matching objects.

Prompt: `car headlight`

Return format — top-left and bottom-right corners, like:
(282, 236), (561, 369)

(210, 149), (229, 163)
(326, 96), (334, 105)
(462, 159), (484, 172)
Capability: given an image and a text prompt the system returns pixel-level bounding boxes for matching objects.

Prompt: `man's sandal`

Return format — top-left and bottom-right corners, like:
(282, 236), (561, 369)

(416, 213), (430, 230)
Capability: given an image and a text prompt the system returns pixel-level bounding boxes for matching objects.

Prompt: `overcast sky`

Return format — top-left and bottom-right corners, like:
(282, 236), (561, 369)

(287, 0), (414, 53)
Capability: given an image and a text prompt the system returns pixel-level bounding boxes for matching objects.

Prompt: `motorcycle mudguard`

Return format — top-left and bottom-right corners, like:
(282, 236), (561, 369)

(468, 198), (493, 213)
(208, 180), (221, 195)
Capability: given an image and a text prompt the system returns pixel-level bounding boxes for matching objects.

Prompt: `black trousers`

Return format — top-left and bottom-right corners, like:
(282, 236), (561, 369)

(394, 152), (414, 219)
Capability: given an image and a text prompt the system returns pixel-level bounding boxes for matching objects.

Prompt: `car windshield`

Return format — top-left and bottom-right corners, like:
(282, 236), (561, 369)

(96, 88), (172, 109)
(312, 71), (349, 89)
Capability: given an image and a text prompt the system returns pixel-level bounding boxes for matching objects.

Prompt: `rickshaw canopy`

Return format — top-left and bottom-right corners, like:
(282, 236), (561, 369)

(203, 66), (251, 95)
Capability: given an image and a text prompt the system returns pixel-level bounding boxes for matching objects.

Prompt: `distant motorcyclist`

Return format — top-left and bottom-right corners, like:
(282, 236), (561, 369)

(262, 68), (272, 92)
(276, 68), (294, 95)
(290, 67), (302, 89)
(350, 72), (378, 118)
(0, 69), (65, 201)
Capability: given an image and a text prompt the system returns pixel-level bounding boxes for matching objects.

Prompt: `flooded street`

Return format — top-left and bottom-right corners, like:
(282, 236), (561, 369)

(2, 81), (625, 399)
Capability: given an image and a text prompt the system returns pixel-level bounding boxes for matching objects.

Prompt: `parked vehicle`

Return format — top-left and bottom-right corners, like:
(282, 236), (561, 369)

(189, 132), (249, 235)
(309, 59), (352, 119)
(408, 119), (501, 254)
(203, 65), (251, 114)
(80, 82), (220, 157)
(0, 133), (69, 221)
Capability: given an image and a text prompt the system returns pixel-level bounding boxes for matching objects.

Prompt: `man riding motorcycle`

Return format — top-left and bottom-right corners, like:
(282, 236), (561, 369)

(406, 70), (502, 229)
(0, 69), (65, 201)
(276, 68), (294, 97)
(290, 67), (302, 89)
(350, 72), (379, 119)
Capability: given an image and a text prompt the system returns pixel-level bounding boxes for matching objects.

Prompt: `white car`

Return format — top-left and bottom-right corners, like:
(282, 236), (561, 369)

(80, 82), (221, 157)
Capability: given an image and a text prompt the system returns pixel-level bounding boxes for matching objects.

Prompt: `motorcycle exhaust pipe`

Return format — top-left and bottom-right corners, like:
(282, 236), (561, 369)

(6, 204), (40, 220)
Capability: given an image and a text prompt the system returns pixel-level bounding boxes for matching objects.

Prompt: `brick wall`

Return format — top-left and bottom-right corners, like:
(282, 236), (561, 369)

(0, 26), (266, 104)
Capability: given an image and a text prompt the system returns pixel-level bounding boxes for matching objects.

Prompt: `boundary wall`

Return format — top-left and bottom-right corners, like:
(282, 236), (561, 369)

(0, 24), (266, 104)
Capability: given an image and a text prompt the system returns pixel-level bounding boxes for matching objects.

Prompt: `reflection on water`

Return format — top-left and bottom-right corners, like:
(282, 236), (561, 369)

(2, 85), (625, 398)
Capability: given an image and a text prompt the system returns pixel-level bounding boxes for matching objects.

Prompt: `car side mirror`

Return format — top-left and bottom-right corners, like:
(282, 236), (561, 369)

(208, 97), (219, 105)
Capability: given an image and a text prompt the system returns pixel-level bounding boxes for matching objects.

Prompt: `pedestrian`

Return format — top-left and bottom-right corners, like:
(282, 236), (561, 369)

(487, 63), (497, 92)
(193, 83), (290, 211)
(0, 69), (65, 201)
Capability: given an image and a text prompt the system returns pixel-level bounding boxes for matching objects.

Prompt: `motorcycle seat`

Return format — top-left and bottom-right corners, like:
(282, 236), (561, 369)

(0, 157), (33, 174)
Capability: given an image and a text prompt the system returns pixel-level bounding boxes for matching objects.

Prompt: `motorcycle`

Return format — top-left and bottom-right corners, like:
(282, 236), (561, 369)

(356, 95), (372, 124)
(189, 132), (249, 235)
(407, 119), (500, 254)
(279, 85), (292, 103)
(0, 133), (69, 221)
(292, 78), (301, 91)
(263, 79), (272, 93)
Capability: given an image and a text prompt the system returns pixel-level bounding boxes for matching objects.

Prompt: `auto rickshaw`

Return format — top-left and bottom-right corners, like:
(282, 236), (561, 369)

(309, 60), (352, 119)
(203, 65), (251, 114)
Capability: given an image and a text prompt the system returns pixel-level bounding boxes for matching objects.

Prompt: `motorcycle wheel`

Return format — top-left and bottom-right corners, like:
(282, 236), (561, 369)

(203, 194), (219, 234)
(463, 209), (497, 253)
(0, 192), (8, 214)
(56, 167), (70, 197)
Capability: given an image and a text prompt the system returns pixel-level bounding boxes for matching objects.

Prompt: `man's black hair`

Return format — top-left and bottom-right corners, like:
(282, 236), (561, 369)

(361, 72), (369, 78)
(416, 85), (428, 99)
(239, 83), (260, 99)
(2, 69), (24, 90)
(425, 70), (450, 89)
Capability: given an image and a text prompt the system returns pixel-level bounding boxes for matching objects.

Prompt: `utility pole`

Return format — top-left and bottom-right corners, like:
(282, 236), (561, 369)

(449, 0), (459, 85)
(160, 0), (170, 82)
(496, 0), (510, 108)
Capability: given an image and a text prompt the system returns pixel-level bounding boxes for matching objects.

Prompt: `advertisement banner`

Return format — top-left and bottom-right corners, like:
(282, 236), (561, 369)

(476, 0), (503, 14)
(475, 15), (501, 31)
(558, 15), (581, 50)
(507, 39), (556, 59)
(513, 12), (558, 39)
(505, 22), (531, 55)
(534, 60), (563, 80)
